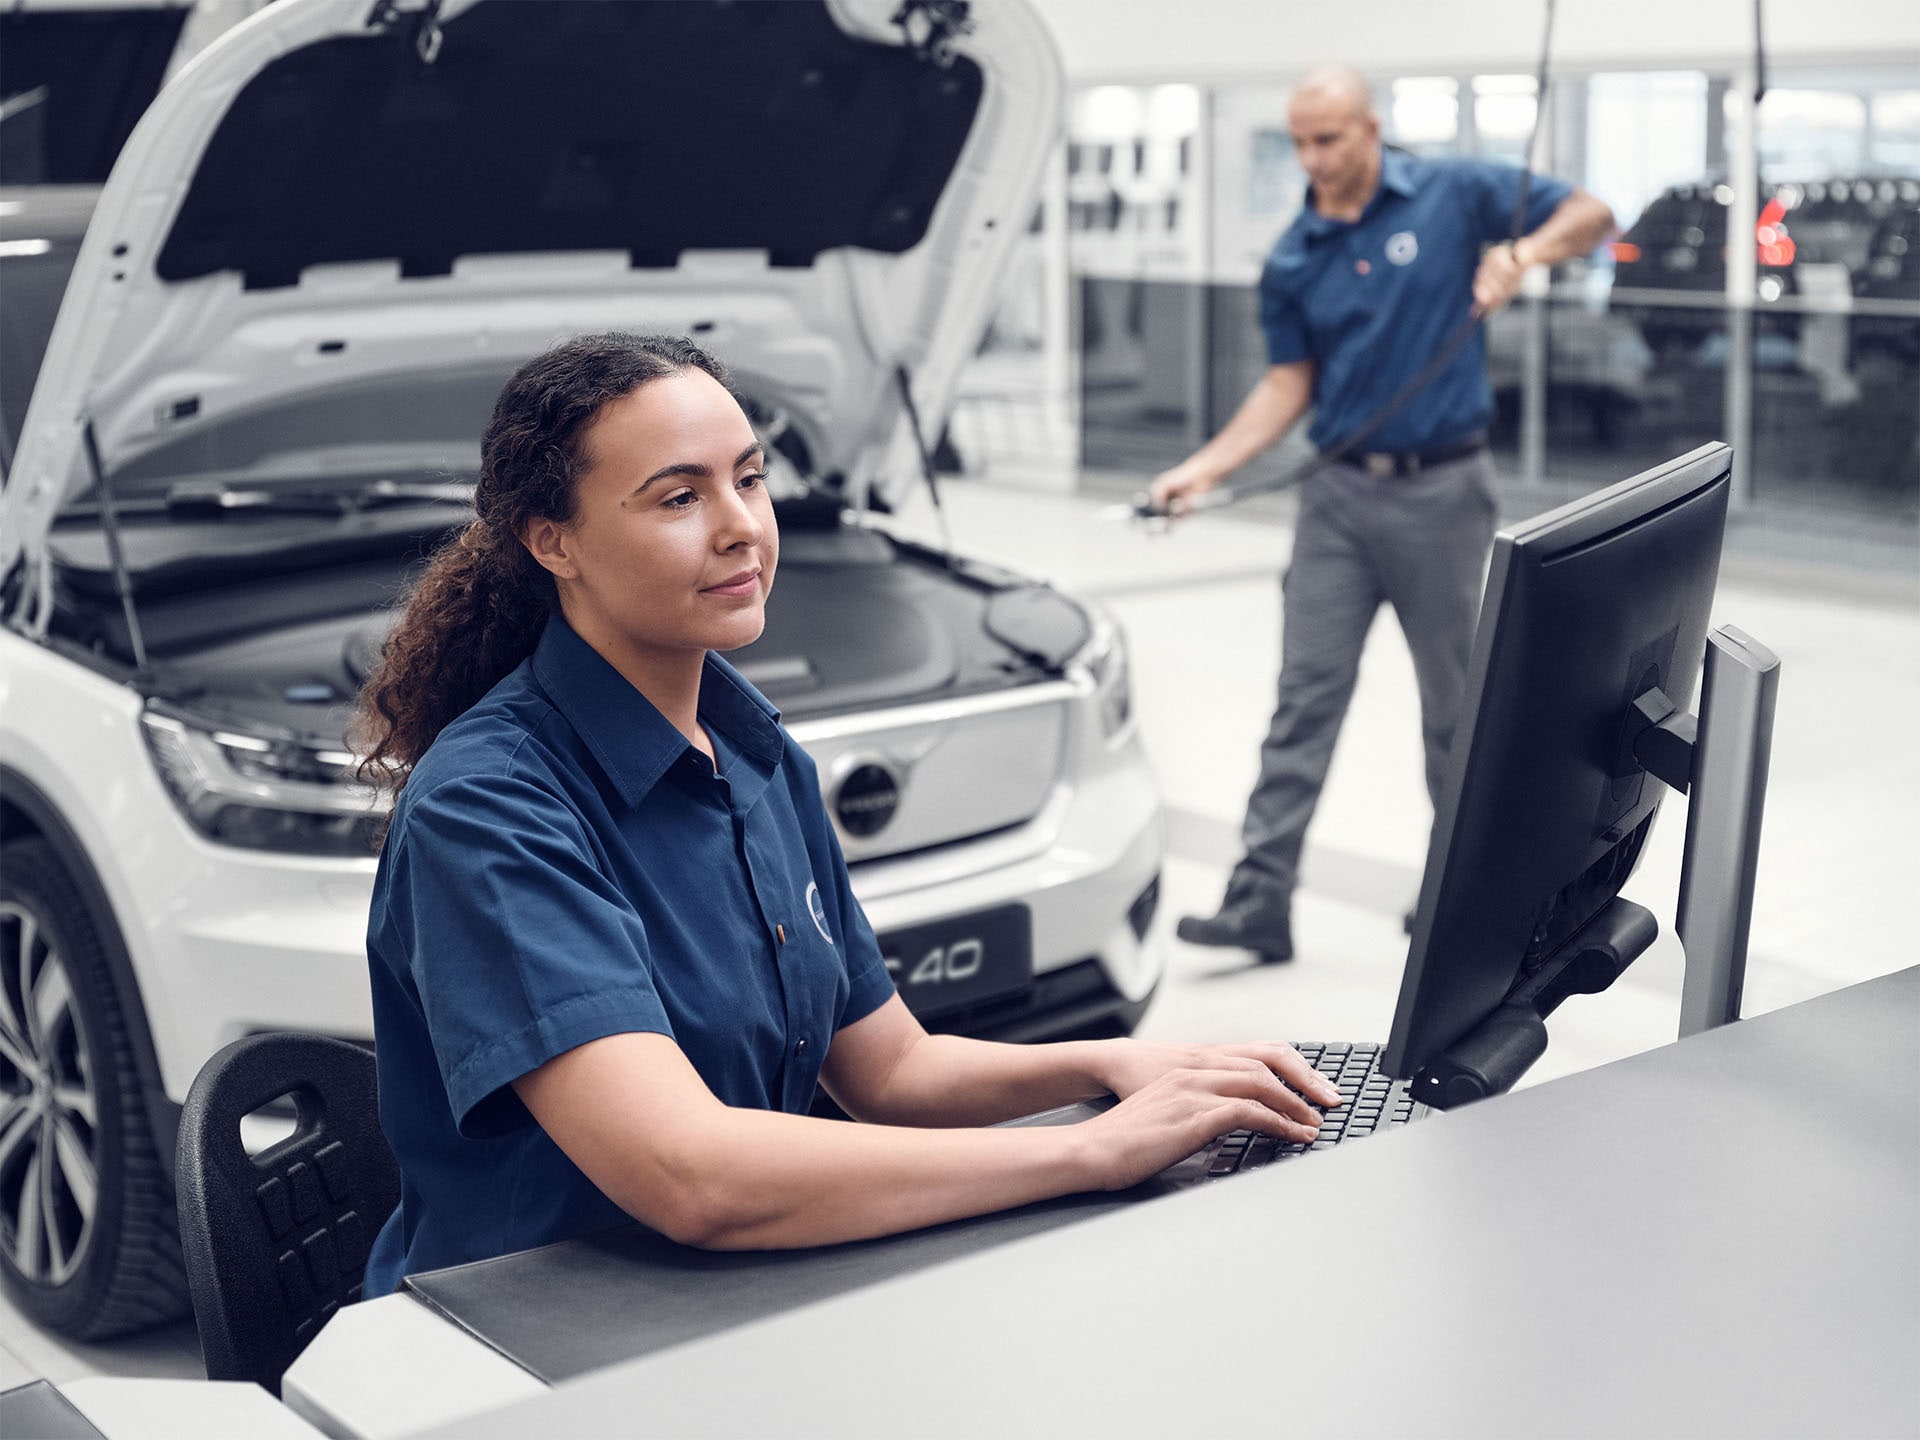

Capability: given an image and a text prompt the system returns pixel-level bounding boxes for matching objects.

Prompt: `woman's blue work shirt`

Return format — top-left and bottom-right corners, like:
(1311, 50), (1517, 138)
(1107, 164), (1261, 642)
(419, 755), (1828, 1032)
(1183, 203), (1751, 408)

(361, 614), (896, 1296)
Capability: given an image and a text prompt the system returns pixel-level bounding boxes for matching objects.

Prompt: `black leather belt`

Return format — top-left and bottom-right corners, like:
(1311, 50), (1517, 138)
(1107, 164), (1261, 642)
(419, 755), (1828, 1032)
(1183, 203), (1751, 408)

(1335, 431), (1488, 478)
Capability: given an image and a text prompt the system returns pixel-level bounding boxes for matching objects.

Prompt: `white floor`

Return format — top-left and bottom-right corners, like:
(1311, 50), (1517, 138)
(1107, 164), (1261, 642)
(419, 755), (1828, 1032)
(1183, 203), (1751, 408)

(6, 467), (1916, 1388)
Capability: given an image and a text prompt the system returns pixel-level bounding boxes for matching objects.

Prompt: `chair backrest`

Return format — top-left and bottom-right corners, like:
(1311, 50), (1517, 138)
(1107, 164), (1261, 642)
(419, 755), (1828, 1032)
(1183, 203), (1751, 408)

(175, 1032), (399, 1394)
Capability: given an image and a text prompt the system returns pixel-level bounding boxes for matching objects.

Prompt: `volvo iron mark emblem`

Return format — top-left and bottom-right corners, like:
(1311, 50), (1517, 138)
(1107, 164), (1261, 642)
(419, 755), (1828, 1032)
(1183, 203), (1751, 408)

(832, 757), (902, 838)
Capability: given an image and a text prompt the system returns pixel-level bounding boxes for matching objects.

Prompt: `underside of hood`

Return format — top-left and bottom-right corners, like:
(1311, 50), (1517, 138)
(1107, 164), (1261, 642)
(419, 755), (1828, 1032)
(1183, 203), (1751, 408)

(156, 2), (980, 287)
(1, 0), (1063, 592)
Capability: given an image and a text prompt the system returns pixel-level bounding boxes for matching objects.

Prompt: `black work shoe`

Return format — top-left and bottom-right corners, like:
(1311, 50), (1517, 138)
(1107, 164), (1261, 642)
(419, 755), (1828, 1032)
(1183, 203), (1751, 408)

(1176, 901), (1293, 964)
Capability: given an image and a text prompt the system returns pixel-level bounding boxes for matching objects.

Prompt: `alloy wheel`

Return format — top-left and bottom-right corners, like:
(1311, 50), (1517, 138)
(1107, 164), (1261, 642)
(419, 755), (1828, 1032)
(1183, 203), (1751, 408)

(0, 900), (101, 1288)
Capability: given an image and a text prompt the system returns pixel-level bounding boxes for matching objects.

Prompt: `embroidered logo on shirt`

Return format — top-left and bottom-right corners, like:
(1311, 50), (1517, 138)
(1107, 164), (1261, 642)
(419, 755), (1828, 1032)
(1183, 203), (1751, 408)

(1386, 230), (1419, 266)
(806, 881), (833, 944)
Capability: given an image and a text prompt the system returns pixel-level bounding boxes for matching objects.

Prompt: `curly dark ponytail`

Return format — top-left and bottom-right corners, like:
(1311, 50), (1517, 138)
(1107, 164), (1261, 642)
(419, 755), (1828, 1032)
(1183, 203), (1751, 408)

(354, 333), (728, 800)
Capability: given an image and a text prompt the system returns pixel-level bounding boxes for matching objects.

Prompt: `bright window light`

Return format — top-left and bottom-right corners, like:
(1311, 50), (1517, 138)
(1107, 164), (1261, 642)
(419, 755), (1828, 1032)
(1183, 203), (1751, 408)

(1391, 77), (1458, 147)
(1078, 86), (1144, 141)
(1146, 84), (1200, 139)
(1474, 74), (1538, 143)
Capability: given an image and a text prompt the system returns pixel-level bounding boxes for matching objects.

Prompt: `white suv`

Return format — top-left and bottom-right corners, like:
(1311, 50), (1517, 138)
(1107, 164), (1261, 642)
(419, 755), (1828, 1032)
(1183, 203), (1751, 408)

(0, 0), (1164, 1340)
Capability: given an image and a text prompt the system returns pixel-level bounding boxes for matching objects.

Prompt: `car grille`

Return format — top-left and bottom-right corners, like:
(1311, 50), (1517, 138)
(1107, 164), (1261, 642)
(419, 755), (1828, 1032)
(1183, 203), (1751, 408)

(791, 687), (1070, 862)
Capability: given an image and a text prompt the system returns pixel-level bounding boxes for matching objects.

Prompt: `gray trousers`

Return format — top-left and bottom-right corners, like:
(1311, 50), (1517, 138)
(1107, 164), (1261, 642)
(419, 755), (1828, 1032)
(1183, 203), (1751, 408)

(1232, 450), (1498, 905)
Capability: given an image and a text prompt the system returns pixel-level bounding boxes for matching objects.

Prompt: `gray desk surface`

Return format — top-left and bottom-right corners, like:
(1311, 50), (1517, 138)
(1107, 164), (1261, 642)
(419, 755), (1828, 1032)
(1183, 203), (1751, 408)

(406, 1186), (1135, 1383)
(0, 1377), (325, 1440)
(0, 1380), (106, 1440)
(414, 966), (1920, 1440)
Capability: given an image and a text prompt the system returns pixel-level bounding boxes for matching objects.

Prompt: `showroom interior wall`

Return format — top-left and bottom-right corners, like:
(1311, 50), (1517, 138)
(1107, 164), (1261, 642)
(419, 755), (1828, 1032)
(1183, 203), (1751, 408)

(948, 0), (1920, 566)
(1029, 0), (1918, 78)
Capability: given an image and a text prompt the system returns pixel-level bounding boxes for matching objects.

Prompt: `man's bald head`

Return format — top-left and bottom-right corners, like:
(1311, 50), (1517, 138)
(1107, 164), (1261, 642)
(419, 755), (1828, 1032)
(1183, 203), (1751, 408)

(1288, 66), (1382, 218)
(1292, 65), (1375, 123)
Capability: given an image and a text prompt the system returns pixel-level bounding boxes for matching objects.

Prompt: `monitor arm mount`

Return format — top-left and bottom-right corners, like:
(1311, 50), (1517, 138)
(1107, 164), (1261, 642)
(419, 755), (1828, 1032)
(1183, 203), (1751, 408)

(1412, 626), (1781, 1110)
(1410, 897), (1658, 1110)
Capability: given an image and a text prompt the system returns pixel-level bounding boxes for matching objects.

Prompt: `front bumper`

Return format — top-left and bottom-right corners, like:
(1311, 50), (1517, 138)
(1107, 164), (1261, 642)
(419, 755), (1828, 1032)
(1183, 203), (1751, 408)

(846, 730), (1167, 1042)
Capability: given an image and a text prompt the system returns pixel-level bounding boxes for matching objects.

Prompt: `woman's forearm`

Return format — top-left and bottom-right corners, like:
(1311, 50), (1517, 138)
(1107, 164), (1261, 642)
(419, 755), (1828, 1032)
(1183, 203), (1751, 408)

(822, 998), (1132, 1128)
(842, 1032), (1122, 1127)
(648, 1105), (1105, 1249)
(520, 1029), (1110, 1247)
(655, 1042), (1329, 1248)
(520, 1028), (1329, 1252)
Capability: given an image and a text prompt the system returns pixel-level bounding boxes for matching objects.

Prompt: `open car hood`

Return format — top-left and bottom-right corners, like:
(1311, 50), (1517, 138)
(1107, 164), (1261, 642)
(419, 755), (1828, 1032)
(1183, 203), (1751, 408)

(0, 0), (1062, 584)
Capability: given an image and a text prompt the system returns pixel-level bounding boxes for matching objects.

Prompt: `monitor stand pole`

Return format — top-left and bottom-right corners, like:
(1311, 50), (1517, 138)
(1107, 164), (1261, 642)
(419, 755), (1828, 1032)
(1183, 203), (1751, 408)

(1673, 625), (1780, 1037)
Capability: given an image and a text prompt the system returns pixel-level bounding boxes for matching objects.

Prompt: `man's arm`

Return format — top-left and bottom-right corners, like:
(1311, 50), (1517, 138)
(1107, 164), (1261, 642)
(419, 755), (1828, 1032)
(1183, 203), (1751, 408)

(1473, 187), (1616, 314)
(1149, 358), (1314, 514)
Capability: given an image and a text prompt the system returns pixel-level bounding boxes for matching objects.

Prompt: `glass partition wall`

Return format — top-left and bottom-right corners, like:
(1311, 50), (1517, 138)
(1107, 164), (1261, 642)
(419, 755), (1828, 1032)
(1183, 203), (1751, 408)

(1056, 62), (1919, 556)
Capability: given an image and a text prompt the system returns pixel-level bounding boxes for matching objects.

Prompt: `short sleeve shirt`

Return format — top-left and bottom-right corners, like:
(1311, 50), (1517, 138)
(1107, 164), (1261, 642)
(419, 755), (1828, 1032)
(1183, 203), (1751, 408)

(361, 614), (896, 1295)
(1259, 149), (1573, 454)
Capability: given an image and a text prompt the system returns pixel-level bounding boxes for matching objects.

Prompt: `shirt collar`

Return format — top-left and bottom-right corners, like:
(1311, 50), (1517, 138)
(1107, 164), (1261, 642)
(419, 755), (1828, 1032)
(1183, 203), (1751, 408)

(1378, 146), (1420, 199)
(1299, 146), (1422, 239)
(529, 614), (785, 809)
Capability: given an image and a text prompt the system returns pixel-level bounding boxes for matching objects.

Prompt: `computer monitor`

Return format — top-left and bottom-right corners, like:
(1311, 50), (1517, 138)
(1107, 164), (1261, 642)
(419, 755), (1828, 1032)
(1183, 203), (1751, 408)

(1383, 443), (1778, 1107)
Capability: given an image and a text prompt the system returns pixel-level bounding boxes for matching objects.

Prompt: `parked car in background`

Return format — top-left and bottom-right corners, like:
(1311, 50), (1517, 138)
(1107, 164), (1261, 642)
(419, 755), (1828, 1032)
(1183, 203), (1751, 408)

(1851, 196), (1920, 371)
(0, 0), (1164, 1341)
(1608, 174), (1920, 362)
(1608, 179), (1799, 357)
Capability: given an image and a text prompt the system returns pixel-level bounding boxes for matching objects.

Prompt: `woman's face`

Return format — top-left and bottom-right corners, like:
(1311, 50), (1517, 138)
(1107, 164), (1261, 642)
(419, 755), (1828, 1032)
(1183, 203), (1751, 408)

(526, 368), (778, 680)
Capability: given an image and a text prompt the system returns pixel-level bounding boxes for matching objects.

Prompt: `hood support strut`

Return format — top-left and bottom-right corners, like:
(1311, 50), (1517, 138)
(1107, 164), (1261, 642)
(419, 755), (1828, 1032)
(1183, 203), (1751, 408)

(81, 420), (151, 677)
(893, 364), (954, 562)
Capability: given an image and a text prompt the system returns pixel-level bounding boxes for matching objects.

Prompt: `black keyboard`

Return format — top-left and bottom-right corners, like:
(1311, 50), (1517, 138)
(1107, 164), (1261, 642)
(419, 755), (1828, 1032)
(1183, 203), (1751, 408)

(1199, 1039), (1427, 1180)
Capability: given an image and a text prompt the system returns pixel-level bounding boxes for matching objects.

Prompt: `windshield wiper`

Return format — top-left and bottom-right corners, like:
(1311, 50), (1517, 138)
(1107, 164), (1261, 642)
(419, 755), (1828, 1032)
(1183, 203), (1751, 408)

(351, 479), (474, 508)
(163, 481), (352, 518)
(155, 478), (474, 517)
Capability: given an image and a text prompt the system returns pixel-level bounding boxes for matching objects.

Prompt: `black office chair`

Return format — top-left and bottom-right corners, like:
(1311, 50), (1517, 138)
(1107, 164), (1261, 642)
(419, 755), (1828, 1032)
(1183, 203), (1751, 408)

(175, 1032), (399, 1394)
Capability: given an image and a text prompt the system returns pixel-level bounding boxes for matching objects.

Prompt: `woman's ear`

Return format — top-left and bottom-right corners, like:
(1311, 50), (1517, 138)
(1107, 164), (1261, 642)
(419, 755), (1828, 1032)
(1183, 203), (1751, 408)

(521, 517), (578, 581)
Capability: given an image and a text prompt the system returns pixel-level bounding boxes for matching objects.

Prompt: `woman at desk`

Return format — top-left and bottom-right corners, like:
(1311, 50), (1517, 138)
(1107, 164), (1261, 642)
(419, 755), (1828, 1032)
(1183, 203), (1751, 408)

(353, 333), (1340, 1291)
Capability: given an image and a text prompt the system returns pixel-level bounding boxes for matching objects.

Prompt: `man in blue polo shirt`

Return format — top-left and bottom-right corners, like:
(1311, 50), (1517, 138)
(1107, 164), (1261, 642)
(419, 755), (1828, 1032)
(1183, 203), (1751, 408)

(1152, 65), (1613, 963)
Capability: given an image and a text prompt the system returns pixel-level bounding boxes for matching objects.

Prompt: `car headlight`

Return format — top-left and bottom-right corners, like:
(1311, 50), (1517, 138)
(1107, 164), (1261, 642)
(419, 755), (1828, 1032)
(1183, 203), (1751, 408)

(1075, 608), (1133, 742)
(139, 702), (387, 856)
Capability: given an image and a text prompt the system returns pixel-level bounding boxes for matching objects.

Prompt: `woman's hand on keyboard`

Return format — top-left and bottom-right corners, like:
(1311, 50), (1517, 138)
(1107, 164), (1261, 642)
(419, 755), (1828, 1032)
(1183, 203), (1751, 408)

(1091, 1039), (1342, 1113)
(1080, 1053), (1340, 1191)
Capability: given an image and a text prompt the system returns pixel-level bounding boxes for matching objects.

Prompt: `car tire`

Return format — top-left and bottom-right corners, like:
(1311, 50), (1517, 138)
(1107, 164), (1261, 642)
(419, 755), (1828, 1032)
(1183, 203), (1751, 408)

(0, 838), (190, 1340)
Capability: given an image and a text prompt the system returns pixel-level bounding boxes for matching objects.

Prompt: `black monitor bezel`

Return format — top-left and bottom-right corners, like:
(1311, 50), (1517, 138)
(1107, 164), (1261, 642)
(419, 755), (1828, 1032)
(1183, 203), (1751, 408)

(1382, 442), (1735, 1081)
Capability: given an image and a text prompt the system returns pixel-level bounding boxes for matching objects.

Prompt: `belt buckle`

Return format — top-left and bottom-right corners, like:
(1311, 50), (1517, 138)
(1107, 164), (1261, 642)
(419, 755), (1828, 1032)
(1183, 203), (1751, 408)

(1363, 453), (1397, 479)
